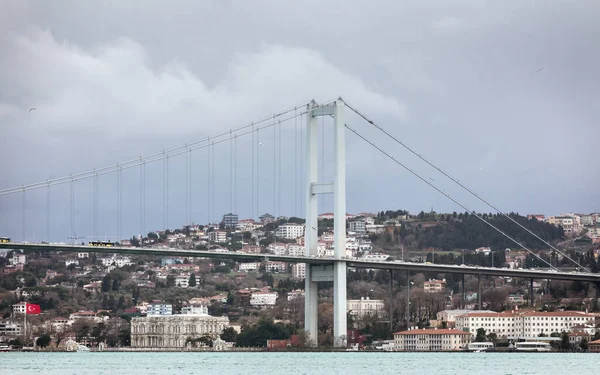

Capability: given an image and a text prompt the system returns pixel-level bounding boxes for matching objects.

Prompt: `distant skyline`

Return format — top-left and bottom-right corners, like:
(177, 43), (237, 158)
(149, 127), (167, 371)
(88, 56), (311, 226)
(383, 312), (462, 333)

(1, 1), (599, 242)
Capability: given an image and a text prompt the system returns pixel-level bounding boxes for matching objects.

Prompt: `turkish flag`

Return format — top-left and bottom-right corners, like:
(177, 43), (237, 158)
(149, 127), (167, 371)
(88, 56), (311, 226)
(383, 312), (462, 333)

(26, 303), (41, 315)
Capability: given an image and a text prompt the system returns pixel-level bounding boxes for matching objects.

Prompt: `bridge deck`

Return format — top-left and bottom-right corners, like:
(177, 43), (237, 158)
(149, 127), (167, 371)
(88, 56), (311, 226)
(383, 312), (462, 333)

(1, 243), (599, 282)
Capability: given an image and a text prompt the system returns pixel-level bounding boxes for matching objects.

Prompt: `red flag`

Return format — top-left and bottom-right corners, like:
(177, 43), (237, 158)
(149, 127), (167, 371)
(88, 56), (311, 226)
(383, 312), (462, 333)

(26, 303), (41, 315)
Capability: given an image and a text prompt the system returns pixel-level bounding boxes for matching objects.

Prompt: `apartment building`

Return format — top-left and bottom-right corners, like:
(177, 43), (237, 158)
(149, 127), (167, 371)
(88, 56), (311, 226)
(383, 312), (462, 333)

(455, 311), (596, 338)
(347, 297), (385, 317)
(275, 223), (305, 239)
(394, 328), (471, 351)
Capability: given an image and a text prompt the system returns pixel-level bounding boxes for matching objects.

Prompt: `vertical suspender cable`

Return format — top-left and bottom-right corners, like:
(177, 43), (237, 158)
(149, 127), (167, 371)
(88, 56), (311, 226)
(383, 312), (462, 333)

(251, 124), (255, 219)
(117, 165), (122, 241)
(230, 130), (233, 214)
(22, 186), (26, 241)
(211, 141), (215, 224)
(207, 138), (211, 224)
(142, 161), (146, 237)
(69, 177), (73, 238)
(94, 171), (98, 240)
(257, 128), (260, 218)
(189, 148), (192, 225)
(166, 155), (170, 230)
(278, 120), (282, 217)
(185, 145), (189, 225)
(273, 116), (276, 216)
(234, 134), (237, 214)
(163, 152), (166, 230)
(300, 112), (304, 218)
(139, 160), (143, 237)
(46, 181), (50, 242)
(294, 110), (297, 216)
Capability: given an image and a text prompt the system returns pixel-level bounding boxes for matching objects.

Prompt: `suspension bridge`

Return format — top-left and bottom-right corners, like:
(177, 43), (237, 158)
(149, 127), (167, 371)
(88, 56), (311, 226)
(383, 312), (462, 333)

(1, 98), (598, 347)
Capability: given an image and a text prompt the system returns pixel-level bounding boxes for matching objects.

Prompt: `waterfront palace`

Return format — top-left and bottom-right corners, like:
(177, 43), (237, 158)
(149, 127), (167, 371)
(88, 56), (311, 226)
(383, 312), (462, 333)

(131, 314), (229, 348)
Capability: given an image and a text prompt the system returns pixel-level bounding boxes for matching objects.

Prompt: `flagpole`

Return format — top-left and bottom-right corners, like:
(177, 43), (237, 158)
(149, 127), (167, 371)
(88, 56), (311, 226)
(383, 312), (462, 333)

(24, 302), (27, 344)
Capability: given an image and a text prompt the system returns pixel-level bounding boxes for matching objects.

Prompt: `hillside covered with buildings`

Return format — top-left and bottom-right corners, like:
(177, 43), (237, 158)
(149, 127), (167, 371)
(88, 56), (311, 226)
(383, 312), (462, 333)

(1, 209), (599, 351)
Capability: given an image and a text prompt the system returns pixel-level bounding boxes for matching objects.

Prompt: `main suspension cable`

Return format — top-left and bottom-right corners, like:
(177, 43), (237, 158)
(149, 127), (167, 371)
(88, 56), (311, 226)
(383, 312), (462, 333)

(345, 123), (559, 271)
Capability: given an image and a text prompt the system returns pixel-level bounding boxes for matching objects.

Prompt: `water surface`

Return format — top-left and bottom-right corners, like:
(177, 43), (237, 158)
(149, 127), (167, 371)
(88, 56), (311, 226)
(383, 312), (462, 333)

(0, 352), (594, 375)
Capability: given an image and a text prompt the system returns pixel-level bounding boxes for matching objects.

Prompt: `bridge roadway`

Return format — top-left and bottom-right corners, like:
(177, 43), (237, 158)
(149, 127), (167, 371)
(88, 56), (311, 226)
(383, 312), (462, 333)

(1, 242), (599, 283)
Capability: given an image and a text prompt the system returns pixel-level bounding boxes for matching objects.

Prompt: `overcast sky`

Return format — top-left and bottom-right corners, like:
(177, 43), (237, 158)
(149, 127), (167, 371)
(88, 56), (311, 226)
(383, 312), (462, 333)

(1, 1), (598, 242)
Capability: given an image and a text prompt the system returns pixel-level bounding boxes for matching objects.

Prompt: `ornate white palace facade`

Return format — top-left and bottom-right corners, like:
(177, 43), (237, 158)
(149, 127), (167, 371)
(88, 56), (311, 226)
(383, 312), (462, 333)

(131, 314), (229, 348)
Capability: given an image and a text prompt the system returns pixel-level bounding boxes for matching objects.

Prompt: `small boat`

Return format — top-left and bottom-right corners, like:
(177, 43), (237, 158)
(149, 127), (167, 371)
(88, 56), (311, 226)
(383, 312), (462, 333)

(515, 342), (551, 352)
(0, 345), (12, 352)
(77, 344), (90, 352)
(467, 342), (493, 352)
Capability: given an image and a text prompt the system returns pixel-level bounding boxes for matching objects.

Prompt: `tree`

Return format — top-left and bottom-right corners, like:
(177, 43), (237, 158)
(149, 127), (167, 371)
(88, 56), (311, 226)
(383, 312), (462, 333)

(188, 273), (197, 288)
(36, 334), (51, 348)
(101, 275), (111, 292)
(560, 332), (570, 351)
(580, 338), (588, 352)
(220, 327), (238, 342)
(475, 328), (486, 342)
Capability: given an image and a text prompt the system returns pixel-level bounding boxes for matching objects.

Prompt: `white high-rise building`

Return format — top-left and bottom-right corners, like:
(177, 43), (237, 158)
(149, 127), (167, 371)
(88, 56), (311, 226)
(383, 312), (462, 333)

(275, 223), (305, 239)
(292, 263), (306, 279)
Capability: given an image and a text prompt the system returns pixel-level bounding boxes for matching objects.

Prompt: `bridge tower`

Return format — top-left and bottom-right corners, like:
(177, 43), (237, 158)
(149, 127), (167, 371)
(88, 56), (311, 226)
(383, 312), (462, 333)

(304, 99), (347, 347)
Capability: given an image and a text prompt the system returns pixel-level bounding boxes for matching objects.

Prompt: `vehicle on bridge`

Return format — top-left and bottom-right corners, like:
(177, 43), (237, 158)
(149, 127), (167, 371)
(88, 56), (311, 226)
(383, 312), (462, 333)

(0, 237), (10, 243)
(88, 241), (117, 247)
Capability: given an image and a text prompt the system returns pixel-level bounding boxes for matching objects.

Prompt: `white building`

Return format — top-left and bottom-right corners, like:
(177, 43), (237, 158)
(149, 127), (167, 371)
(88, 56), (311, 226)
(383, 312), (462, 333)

(65, 259), (79, 267)
(12, 302), (27, 314)
(455, 311), (597, 338)
(147, 303), (173, 316)
(292, 263), (306, 279)
(267, 243), (287, 255)
(394, 328), (471, 351)
(101, 256), (133, 268)
(265, 261), (286, 273)
(436, 309), (494, 327)
(181, 305), (209, 316)
(239, 262), (260, 272)
(9, 254), (26, 265)
(174, 274), (200, 288)
(131, 314), (229, 348)
(347, 297), (385, 317)
(275, 223), (305, 240)
(424, 279), (446, 293)
(250, 291), (278, 306)
(287, 289), (305, 301)
(208, 231), (227, 243)
(548, 216), (581, 235)
(349, 220), (366, 235)
(581, 215), (595, 227)
(358, 239), (372, 252)
(286, 244), (304, 257)
(77, 252), (89, 259)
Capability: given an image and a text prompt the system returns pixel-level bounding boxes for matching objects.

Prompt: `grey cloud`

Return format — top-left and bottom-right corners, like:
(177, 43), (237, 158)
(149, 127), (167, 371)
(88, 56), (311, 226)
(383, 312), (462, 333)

(0, 0), (598, 242)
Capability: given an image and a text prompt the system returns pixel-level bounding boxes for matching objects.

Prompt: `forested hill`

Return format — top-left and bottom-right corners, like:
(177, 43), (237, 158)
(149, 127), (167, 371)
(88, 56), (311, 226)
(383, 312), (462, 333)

(397, 212), (564, 251)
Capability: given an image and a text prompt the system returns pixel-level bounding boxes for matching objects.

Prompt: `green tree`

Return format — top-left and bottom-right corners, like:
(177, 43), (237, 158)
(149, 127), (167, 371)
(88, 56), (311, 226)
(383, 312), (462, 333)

(188, 273), (197, 288)
(560, 332), (570, 351)
(36, 334), (51, 348)
(580, 338), (588, 352)
(220, 327), (238, 342)
(101, 275), (111, 292)
(475, 328), (487, 342)
(119, 328), (131, 346)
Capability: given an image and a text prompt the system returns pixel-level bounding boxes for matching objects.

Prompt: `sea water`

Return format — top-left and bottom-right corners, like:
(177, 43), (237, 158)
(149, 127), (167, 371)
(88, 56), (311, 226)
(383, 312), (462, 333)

(0, 352), (594, 375)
